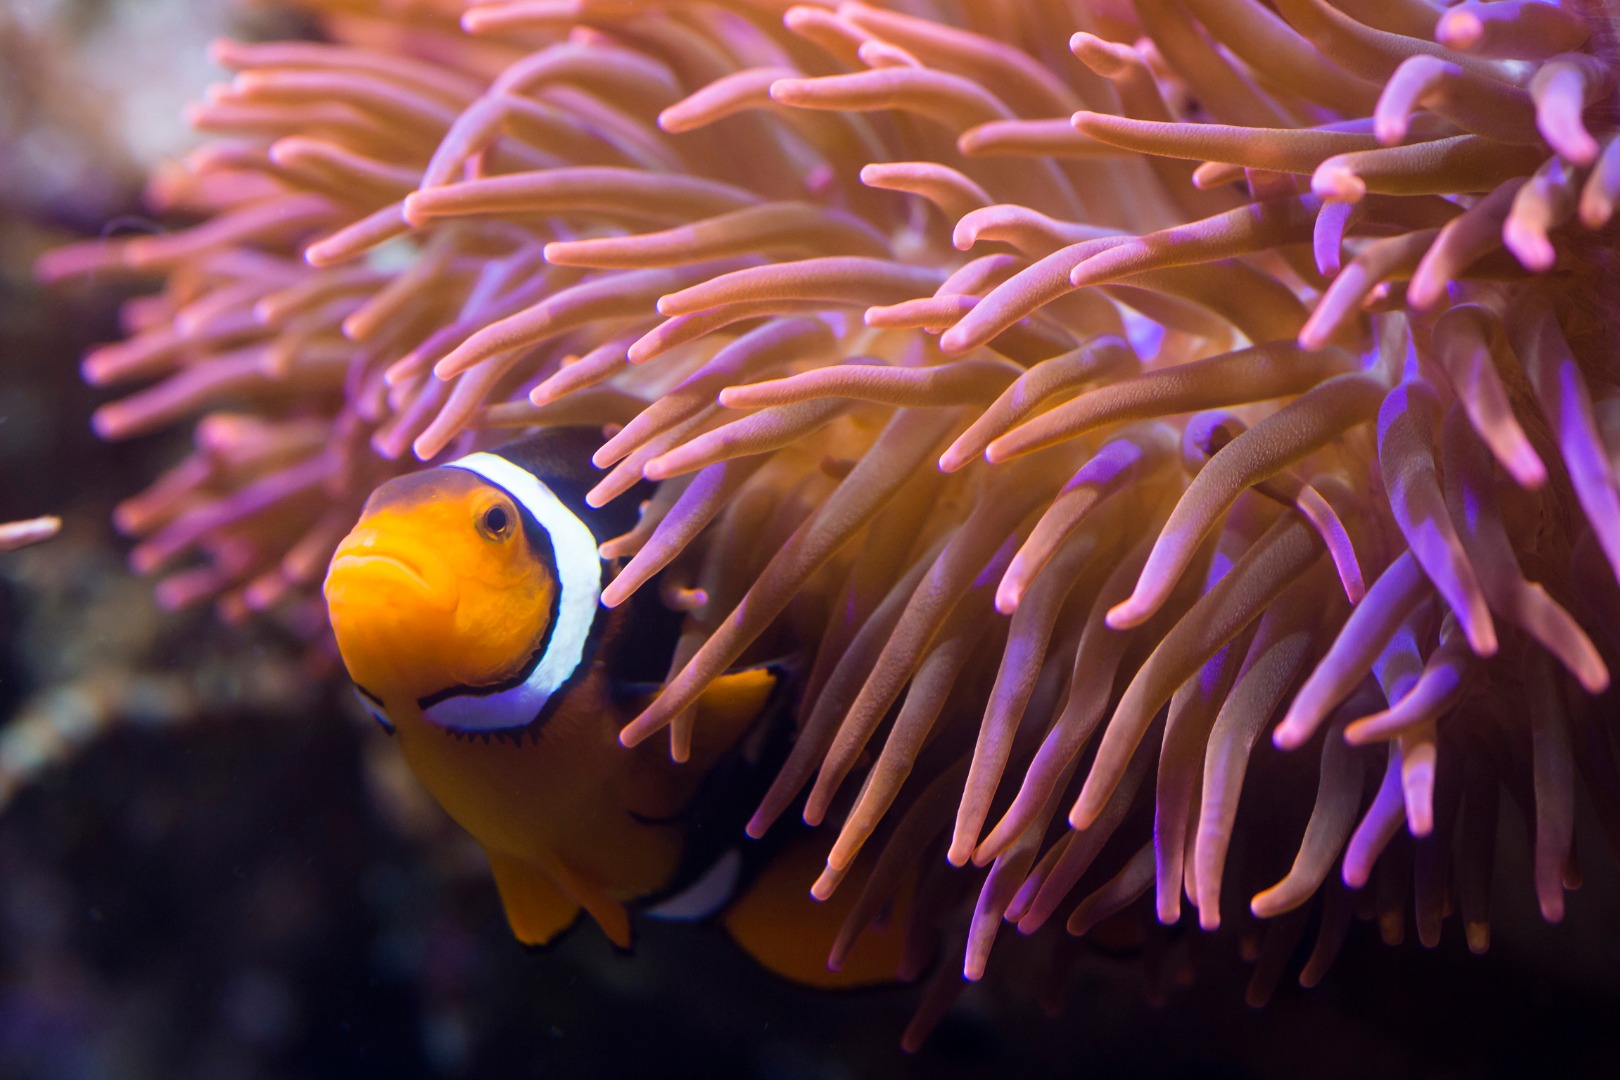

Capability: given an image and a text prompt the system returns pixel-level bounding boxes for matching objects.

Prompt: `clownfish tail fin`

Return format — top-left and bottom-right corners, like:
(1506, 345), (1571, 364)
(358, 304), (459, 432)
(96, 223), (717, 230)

(720, 829), (912, 990)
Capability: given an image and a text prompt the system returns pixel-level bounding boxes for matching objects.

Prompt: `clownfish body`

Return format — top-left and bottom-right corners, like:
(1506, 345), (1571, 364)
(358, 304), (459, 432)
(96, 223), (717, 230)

(323, 429), (910, 986)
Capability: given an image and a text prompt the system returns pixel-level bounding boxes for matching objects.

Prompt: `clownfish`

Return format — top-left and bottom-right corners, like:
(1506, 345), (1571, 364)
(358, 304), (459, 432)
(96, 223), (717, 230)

(323, 428), (909, 987)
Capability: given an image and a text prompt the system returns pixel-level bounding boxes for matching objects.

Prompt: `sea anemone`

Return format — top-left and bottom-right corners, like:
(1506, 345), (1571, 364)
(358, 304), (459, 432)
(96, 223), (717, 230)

(0, 517), (61, 552)
(42, 0), (1620, 1044)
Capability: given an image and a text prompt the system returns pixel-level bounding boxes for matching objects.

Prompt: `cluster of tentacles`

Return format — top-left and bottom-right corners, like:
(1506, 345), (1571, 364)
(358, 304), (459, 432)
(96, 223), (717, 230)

(41, 0), (1620, 1044)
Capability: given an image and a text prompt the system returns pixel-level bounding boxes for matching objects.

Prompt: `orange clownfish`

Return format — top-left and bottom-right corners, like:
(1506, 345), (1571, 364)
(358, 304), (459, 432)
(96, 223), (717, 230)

(323, 428), (908, 987)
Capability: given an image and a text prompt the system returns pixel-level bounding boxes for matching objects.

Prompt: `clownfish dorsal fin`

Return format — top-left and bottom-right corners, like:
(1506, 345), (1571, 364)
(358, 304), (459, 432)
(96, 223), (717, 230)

(486, 852), (581, 947)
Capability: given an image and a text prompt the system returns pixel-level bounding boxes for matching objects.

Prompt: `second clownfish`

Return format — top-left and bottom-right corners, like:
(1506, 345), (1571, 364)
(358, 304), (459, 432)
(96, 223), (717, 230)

(323, 427), (909, 987)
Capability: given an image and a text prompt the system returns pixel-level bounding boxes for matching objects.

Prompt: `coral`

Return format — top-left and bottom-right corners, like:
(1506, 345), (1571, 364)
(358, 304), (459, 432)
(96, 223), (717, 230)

(42, 0), (1620, 1040)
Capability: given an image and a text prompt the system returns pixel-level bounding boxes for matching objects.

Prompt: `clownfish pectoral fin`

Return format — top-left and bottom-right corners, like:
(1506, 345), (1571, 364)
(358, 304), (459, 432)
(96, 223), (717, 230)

(487, 852), (581, 948)
(685, 665), (783, 767)
(720, 831), (912, 990)
(547, 859), (634, 950)
(621, 663), (786, 822)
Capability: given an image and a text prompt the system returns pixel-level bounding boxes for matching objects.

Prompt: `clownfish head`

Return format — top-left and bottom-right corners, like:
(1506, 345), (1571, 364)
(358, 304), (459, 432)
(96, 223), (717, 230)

(324, 449), (606, 734)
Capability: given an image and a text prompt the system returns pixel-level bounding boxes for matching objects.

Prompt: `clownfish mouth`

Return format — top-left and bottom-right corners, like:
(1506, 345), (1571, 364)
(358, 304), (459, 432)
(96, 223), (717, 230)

(325, 546), (458, 615)
(329, 552), (432, 593)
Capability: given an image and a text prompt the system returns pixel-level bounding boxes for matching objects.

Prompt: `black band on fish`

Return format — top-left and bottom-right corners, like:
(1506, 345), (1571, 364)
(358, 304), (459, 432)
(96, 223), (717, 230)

(420, 452), (603, 733)
(353, 685), (395, 734)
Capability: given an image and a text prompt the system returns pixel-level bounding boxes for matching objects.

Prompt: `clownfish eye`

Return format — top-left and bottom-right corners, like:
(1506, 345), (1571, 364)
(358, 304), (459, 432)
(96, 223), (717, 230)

(477, 502), (513, 541)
